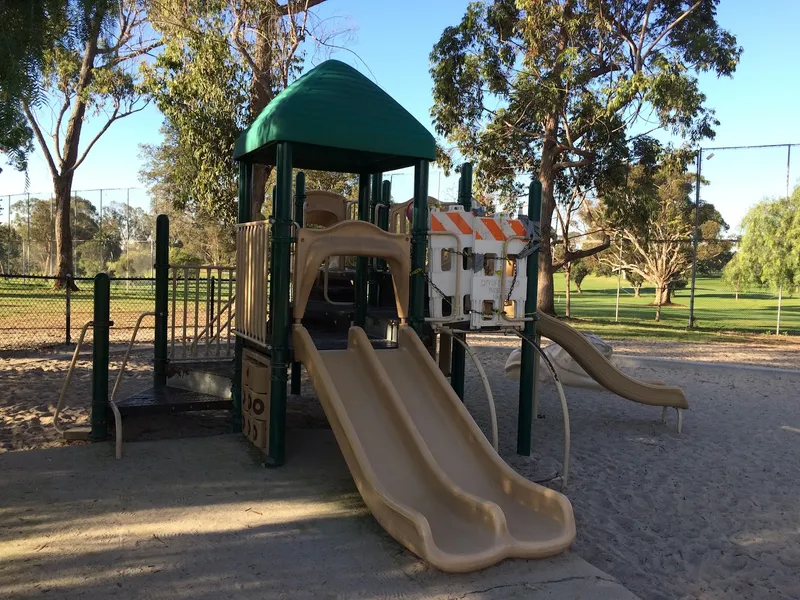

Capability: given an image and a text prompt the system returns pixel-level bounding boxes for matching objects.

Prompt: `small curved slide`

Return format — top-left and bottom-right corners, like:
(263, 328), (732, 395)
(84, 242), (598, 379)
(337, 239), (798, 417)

(535, 313), (688, 410)
(294, 324), (575, 573)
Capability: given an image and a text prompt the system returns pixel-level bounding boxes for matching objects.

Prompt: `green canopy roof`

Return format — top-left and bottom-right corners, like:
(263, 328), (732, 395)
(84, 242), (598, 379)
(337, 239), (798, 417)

(233, 60), (437, 172)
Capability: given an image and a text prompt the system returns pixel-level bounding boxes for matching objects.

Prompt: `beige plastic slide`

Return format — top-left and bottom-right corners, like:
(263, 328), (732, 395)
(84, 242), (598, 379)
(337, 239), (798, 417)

(294, 324), (576, 573)
(536, 312), (688, 410)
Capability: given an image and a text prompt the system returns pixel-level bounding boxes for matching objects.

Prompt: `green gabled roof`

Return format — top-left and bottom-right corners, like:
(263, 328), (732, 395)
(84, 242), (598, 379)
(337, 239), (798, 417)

(233, 60), (437, 172)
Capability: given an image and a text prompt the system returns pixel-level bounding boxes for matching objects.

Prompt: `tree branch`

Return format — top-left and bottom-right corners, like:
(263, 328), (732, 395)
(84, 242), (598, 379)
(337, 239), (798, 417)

(70, 101), (150, 172)
(278, 0), (328, 15)
(21, 101), (59, 177)
(552, 235), (611, 271)
(642, 0), (703, 62)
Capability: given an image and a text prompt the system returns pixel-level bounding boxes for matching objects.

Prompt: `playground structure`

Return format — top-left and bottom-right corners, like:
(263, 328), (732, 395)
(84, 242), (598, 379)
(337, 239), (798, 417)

(55, 59), (689, 573)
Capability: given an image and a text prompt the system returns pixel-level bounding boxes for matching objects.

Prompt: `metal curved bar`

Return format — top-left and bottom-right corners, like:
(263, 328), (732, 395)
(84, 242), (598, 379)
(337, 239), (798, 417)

(53, 321), (93, 434)
(514, 330), (571, 489)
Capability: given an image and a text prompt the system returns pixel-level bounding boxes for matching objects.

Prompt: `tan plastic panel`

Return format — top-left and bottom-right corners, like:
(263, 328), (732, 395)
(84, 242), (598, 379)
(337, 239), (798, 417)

(293, 221), (410, 321)
(537, 312), (689, 409)
(302, 190), (348, 227)
(293, 324), (575, 572)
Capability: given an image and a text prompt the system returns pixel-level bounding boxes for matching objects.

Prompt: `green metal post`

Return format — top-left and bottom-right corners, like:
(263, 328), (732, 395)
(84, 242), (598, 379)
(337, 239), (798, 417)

(450, 165), (473, 400)
(459, 163), (473, 211)
(90, 273), (111, 441)
(368, 173), (382, 306)
(517, 181), (542, 456)
(354, 174), (370, 327)
(290, 172), (306, 395)
(232, 162), (252, 433)
(376, 180), (391, 273)
(267, 142), (293, 466)
(153, 214), (169, 387)
(409, 160), (430, 335)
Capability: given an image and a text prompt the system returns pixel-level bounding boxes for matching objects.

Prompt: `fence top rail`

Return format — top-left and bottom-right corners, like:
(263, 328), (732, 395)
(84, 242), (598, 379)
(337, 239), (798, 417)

(236, 220), (270, 229)
(169, 265), (235, 271)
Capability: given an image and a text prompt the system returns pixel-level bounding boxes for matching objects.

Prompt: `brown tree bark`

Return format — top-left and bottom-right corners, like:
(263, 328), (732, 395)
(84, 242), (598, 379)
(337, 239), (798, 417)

(53, 174), (76, 288)
(537, 118), (559, 315)
(563, 264), (572, 318)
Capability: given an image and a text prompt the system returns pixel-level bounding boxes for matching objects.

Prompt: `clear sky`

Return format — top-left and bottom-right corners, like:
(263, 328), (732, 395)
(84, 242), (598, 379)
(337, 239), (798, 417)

(2, 0), (799, 231)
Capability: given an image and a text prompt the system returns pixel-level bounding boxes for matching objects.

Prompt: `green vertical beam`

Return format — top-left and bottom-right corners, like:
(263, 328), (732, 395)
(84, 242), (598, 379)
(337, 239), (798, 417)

(450, 165), (473, 400)
(354, 174), (370, 327)
(376, 180), (391, 273)
(409, 160), (430, 335)
(232, 162), (252, 433)
(367, 173), (382, 306)
(459, 163), (473, 211)
(90, 273), (111, 441)
(290, 172), (306, 396)
(153, 214), (169, 387)
(267, 143), (293, 466)
(517, 180), (542, 456)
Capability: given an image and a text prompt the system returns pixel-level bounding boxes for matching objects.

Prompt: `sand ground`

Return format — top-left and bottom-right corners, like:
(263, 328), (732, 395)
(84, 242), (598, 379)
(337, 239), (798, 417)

(1, 337), (799, 599)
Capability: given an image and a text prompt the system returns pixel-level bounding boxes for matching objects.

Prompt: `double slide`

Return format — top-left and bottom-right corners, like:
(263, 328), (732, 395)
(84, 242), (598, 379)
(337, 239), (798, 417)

(294, 324), (576, 573)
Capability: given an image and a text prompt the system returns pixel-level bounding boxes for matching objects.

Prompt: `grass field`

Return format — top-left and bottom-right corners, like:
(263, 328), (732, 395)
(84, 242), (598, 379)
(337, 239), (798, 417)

(552, 275), (800, 341)
(2, 274), (798, 350)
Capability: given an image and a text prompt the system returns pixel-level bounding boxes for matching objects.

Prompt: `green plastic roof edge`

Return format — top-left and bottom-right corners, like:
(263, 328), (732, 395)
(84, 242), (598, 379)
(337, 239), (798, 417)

(233, 60), (437, 172)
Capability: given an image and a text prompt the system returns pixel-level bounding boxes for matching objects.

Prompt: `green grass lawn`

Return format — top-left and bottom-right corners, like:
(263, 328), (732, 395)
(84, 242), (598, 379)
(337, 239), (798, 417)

(552, 275), (800, 341)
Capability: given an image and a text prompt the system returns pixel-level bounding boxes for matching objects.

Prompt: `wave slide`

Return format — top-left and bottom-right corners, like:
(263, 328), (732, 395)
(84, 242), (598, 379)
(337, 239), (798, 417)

(294, 323), (576, 573)
(532, 313), (688, 410)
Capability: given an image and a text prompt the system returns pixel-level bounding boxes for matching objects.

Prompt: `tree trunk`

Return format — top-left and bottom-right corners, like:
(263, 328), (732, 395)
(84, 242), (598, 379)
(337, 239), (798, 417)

(654, 284), (672, 306)
(633, 285), (641, 298)
(53, 174), (77, 289)
(564, 265), (572, 318)
(537, 119), (559, 315)
(653, 280), (671, 321)
(575, 282), (582, 294)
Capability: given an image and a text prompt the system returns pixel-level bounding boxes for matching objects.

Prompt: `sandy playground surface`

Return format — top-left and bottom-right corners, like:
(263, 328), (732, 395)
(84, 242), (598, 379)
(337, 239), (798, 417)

(1, 336), (799, 599)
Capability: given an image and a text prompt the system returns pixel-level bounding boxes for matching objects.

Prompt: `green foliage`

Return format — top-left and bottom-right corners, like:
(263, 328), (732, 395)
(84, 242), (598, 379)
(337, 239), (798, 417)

(141, 15), (249, 225)
(0, 1), (71, 171)
(596, 146), (727, 308)
(571, 259), (590, 291)
(430, 0), (741, 201)
(731, 191), (800, 291)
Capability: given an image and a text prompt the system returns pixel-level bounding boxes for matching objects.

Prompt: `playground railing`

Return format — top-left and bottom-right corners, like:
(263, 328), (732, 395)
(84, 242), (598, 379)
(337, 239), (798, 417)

(235, 221), (270, 346)
(168, 265), (236, 362)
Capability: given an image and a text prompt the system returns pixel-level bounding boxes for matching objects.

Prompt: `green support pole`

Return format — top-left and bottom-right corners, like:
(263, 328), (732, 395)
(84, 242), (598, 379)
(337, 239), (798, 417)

(290, 172), (306, 396)
(267, 143), (293, 466)
(450, 165), (473, 399)
(368, 173), (382, 306)
(459, 163), (473, 211)
(517, 180), (542, 456)
(354, 174), (370, 327)
(232, 162), (252, 433)
(153, 214), (169, 387)
(409, 160), (430, 335)
(90, 273), (111, 441)
(376, 180), (391, 272)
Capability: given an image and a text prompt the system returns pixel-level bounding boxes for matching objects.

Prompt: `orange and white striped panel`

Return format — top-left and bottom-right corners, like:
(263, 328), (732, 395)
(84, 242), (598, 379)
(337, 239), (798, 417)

(430, 211), (473, 236)
(473, 217), (527, 241)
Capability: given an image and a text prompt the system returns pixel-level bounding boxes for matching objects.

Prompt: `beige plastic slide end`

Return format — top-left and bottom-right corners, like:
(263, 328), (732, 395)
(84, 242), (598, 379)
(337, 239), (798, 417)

(536, 312), (689, 409)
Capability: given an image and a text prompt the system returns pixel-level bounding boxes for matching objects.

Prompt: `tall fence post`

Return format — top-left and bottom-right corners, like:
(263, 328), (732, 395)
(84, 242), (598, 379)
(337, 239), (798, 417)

(153, 215), (169, 387)
(65, 274), (72, 344)
(90, 273), (111, 441)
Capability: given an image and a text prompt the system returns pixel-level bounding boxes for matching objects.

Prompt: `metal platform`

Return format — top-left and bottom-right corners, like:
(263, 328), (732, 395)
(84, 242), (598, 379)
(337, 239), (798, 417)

(115, 387), (233, 417)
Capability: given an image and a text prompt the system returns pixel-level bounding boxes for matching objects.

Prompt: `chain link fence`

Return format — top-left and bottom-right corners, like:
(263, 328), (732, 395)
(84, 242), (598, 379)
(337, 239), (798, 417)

(0, 274), (158, 351)
(1, 188), (153, 278)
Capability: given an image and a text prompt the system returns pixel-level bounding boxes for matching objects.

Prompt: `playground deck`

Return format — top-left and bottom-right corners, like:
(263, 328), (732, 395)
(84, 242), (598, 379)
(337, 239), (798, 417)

(114, 387), (232, 416)
(0, 431), (638, 600)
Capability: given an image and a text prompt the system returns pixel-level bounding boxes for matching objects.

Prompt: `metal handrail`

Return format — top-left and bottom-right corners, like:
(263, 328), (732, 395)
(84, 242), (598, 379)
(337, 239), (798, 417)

(109, 311), (156, 460)
(53, 321), (93, 434)
(189, 297), (236, 353)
